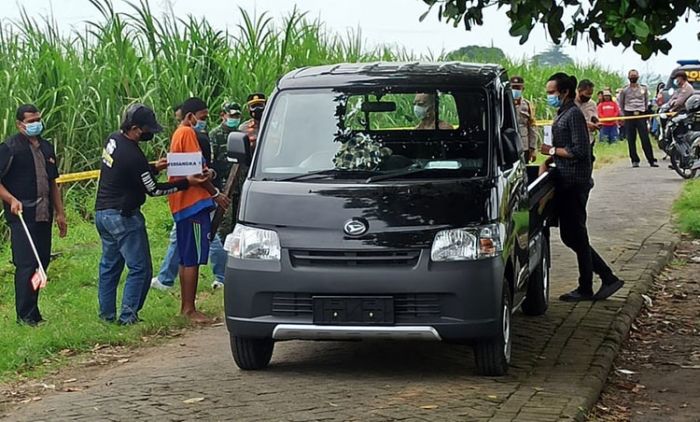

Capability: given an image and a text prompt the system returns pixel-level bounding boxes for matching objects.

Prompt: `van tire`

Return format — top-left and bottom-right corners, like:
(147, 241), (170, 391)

(522, 239), (549, 316)
(473, 283), (511, 376)
(230, 335), (274, 370)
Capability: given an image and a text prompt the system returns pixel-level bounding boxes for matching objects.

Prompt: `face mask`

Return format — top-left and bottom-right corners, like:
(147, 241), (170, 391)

(194, 120), (207, 132)
(226, 117), (240, 128)
(579, 95), (591, 103)
(24, 121), (44, 137)
(250, 106), (264, 121)
(139, 131), (154, 142)
(414, 104), (428, 120)
(675, 79), (683, 87)
(546, 94), (562, 108)
(629, 77), (639, 84)
(512, 89), (522, 100)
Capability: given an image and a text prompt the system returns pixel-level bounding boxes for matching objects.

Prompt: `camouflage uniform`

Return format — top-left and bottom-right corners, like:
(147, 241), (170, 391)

(210, 102), (244, 238)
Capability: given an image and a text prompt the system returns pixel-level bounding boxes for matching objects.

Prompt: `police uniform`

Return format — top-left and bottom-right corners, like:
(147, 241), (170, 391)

(0, 133), (59, 324)
(618, 83), (656, 165)
(510, 76), (537, 154)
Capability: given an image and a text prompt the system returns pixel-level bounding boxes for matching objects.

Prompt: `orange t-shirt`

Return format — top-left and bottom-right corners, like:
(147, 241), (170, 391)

(167, 126), (214, 221)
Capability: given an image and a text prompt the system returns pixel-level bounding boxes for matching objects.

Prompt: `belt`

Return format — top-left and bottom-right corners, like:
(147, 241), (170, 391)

(625, 111), (644, 116)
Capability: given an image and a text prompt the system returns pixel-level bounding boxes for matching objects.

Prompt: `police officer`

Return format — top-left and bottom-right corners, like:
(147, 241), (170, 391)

(668, 71), (696, 112)
(618, 69), (657, 167)
(510, 76), (538, 162)
(0, 104), (67, 325)
(239, 93), (266, 151)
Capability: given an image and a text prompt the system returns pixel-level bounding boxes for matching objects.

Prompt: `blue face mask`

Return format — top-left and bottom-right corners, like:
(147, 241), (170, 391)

(547, 94), (562, 108)
(226, 117), (240, 128)
(512, 89), (522, 100)
(194, 120), (207, 132)
(25, 121), (44, 137)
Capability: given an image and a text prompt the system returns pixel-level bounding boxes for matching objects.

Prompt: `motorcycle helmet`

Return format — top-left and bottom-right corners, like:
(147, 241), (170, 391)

(685, 94), (700, 113)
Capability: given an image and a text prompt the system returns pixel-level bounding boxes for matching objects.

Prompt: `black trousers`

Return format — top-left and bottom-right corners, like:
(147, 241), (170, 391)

(625, 115), (656, 164)
(9, 219), (52, 324)
(556, 186), (615, 294)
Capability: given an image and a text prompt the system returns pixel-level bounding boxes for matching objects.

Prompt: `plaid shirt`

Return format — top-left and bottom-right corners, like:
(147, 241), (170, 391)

(552, 101), (593, 189)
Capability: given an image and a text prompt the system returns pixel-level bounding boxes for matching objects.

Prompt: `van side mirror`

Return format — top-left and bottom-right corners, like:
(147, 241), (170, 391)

(227, 132), (252, 166)
(501, 128), (521, 167)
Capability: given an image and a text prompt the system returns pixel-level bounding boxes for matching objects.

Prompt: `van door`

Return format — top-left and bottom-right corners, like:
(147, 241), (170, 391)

(498, 83), (529, 305)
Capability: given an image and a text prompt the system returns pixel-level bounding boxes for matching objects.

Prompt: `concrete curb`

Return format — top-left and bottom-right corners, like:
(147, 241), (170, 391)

(573, 232), (678, 421)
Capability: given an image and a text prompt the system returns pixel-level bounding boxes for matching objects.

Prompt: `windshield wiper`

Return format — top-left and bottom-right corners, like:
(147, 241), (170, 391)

(365, 167), (432, 183)
(277, 169), (374, 182)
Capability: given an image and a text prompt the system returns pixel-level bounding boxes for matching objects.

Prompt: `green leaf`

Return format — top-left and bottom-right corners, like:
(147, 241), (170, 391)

(627, 18), (650, 38)
(632, 42), (652, 60)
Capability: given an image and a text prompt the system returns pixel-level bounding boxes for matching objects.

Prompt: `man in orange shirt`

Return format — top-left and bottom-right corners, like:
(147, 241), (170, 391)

(168, 97), (230, 323)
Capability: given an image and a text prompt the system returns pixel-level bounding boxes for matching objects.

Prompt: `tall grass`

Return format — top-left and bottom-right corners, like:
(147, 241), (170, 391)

(0, 0), (622, 178)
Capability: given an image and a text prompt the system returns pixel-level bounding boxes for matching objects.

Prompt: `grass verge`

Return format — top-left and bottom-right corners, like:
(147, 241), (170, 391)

(673, 179), (700, 237)
(0, 197), (224, 383)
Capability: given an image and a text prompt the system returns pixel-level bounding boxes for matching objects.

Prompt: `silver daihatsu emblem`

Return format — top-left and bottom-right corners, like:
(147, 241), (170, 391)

(344, 219), (368, 236)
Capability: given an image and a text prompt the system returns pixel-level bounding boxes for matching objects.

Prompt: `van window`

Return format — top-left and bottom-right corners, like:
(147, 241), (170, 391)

(255, 88), (490, 181)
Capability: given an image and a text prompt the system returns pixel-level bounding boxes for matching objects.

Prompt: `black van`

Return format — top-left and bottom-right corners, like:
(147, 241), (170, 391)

(224, 62), (555, 376)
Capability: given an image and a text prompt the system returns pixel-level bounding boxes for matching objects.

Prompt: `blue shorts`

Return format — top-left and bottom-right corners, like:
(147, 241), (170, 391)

(175, 210), (211, 267)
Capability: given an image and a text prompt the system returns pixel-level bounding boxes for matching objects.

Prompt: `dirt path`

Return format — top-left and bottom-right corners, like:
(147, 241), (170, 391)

(1, 162), (684, 422)
(591, 239), (700, 422)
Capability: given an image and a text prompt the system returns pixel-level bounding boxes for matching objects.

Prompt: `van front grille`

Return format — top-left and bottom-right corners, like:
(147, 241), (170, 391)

(289, 249), (420, 268)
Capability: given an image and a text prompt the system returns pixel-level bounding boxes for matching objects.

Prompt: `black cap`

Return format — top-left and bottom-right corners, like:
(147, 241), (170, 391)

(246, 93), (266, 106)
(125, 104), (163, 133)
(510, 76), (524, 85)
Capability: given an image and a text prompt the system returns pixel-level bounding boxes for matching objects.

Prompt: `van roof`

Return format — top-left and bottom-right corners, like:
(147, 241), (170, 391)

(277, 62), (505, 90)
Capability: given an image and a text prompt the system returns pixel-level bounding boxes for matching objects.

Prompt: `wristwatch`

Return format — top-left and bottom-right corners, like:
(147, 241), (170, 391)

(548, 147), (556, 156)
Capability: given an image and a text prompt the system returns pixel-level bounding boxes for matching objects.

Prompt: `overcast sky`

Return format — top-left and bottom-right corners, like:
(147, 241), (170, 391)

(3, 0), (699, 79)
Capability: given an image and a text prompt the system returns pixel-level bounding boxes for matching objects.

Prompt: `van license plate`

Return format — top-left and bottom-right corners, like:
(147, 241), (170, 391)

(313, 296), (394, 325)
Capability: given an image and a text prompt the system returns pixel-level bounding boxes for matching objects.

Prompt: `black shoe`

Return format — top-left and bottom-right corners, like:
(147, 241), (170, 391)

(632, 162), (640, 168)
(594, 279), (625, 300)
(559, 288), (595, 302)
(649, 161), (659, 168)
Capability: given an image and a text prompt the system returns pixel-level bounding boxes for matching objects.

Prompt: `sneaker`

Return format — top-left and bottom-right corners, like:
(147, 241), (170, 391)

(559, 288), (594, 302)
(594, 279), (625, 300)
(211, 280), (224, 290)
(632, 162), (640, 168)
(649, 161), (659, 168)
(150, 277), (172, 291)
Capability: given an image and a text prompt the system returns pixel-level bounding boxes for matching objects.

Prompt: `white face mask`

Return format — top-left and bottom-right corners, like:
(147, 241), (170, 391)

(414, 104), (428, 120)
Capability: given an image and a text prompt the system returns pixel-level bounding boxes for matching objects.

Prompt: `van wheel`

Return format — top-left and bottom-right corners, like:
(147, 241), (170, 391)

(230, 335), (274, 370)
(473, 283), (511, 376)
(522, 240), (550, 316)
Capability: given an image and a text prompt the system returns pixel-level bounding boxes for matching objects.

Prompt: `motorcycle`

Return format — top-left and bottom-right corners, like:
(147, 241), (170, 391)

(658, 95), (700, 179)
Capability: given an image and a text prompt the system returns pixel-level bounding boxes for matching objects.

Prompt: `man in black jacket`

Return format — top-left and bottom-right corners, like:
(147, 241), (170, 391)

(95, 104), (208, 324)
(0, 104), (67, 325)
(540, 73), (624, 302)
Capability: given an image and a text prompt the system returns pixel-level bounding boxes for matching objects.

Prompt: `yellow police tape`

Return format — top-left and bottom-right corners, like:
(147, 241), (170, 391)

(56, 170), (101, 185)
(534, 111), (673, 127)
(56, 112), (671, 185)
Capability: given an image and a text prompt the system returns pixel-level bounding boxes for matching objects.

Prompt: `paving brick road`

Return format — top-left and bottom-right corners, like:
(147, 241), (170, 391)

(3, 162), (682, 422)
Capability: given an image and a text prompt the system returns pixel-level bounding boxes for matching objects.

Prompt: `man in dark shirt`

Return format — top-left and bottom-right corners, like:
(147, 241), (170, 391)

(540, 73), (623, 302)
(95, 104), (208, 324)
(0, 104), (67, 325)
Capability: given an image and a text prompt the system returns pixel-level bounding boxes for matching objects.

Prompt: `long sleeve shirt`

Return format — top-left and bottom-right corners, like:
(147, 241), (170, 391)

(552, 101), (593, 190)
(96, 132), (188, 216)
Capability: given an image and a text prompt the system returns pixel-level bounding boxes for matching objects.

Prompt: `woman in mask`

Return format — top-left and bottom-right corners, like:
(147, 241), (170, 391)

(413, 93), (453, 130)
(539, 72), (623, 302)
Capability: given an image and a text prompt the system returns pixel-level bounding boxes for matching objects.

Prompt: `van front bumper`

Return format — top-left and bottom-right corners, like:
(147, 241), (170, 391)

(224, 250), (506, 342)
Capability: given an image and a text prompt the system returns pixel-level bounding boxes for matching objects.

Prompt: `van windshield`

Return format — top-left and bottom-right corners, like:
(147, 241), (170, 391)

(254, 88), (490, 182)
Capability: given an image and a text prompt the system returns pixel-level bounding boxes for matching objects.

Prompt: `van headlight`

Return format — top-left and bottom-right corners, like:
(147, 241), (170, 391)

(431, 224), (503, 262)
(224, 224), (281, 261)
